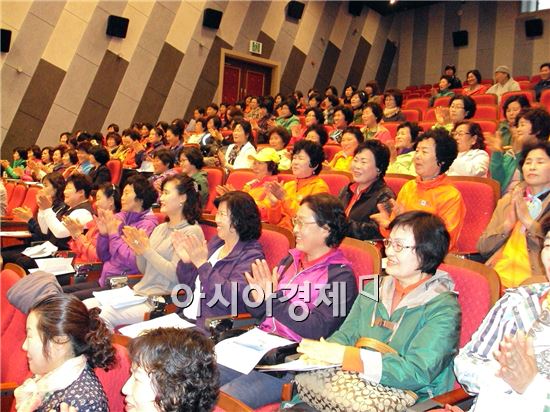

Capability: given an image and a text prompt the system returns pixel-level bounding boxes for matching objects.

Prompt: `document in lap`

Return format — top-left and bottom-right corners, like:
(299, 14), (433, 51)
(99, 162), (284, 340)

(215, 328), (295, 375)
(119, 313), (195, 338)
(93, 286), (147, 309)
(28, 257), (75, 276)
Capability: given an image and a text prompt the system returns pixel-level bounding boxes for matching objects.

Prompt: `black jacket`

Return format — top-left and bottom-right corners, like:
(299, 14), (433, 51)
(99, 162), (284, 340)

(338, 178), (395, 241)
(89, 164), (112, 190)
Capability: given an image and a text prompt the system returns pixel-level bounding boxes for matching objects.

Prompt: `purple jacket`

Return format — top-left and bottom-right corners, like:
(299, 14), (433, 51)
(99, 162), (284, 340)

(96, 210), (158, 286)
(252, 248), (357, 342)
(176, 235), (265, 329)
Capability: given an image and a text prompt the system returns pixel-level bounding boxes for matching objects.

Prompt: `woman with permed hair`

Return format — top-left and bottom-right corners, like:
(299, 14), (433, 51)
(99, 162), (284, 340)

(123, 328), (219, 412)
(15, 294), (116, 411)
(372, 128), (466, 252)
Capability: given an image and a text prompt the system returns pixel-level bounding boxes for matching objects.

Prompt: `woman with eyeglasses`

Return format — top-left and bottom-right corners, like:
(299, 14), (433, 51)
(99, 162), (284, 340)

(218, 193), (357, 409)
(447, 121), (489, 177)
(296, 211), (461, 406)
(433, 95), (477, 132)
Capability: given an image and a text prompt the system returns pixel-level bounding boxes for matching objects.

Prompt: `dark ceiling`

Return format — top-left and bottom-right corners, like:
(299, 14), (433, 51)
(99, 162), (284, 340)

(362, 1), (440, 16)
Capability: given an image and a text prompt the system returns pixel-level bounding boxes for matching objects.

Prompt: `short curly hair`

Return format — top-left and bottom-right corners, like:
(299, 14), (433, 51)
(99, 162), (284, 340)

(128, 328), (219, 412)
(301, 193), (348, 248)
(292, 140), (326, 175)
(416, 128), (458, 174)
(517, 107), (550, 140)
(354, 140), (391, 178)
(304, 107), (325, 125)
(304, 124), (329, 146)
(215, 191), (261, 241)
(125, 174), (157, 210)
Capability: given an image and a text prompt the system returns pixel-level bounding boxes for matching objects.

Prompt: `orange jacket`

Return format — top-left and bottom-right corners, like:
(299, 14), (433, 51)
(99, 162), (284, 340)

(393, 175), (466, 251)
(267, 176), (329, 231)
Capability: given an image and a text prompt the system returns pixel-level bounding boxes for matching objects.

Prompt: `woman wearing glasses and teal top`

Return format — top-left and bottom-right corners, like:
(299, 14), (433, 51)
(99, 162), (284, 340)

(296, 211), (461, 406)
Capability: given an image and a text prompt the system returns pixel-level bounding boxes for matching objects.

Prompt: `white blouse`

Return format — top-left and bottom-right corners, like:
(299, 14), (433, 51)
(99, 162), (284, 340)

(447, 149), (489, 177)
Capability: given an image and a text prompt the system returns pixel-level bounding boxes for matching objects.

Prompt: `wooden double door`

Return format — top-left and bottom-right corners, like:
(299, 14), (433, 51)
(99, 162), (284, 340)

(222, 57), (272, 104)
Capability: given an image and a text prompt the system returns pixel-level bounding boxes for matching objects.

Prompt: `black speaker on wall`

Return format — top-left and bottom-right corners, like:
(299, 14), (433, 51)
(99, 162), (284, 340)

(203, 8), (223, 29)
(525, 19), (543, 37)
(287, 1), (305, 20)
(452, 30), (469, 47)
(1, 29), (12, 53)
(106, 15), (129, 38)
(348, 2), (363, 17)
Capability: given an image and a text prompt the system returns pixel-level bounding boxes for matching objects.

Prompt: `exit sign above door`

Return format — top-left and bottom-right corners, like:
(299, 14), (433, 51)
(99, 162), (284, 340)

(249, 40), (262, 55)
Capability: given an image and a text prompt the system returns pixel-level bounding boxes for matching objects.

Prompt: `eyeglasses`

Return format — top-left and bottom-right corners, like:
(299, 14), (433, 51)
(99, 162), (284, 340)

(292, 217), (317, 228)
(452, 131), (471, 137)
(450, 105), (465, 110)
(383, 238), (415, 252)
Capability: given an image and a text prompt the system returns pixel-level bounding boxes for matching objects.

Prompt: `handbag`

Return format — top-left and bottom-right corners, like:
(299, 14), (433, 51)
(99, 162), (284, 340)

(295, 337), (417, 412)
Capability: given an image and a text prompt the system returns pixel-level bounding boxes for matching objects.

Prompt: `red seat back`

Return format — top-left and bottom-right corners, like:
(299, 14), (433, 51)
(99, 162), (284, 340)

(203, 167), (225, 213)
(106, 160), (122, 186)
(323, 144), (341, 162)
(319, 171), (352, 196)
(339, 237), (381, 290)
(5, 182), (15, 201)
(471, 94), (497, 106)
(95, 344), (131, 411)
(401, 109), (421, 122)
(472, 105), (497, 120)
(403, 98), (429, 116)
(439, 255), (499, 348)
(382, 122), (400, 140)
(418, 121), (435, 132)
(475, 120), (498, 136)
(259, 224), (295, 268)
(226, 169), (256, 190)
(541, 89), (550, 112)
(433, 96), (452, 107)
(446, 177), (499, 254)
(1, 269), (30, 385)
(6, 184), (27, 215)
(20, 185), (41, 216)
(384, 173), (414, 196)
(424, 108), (437, 121)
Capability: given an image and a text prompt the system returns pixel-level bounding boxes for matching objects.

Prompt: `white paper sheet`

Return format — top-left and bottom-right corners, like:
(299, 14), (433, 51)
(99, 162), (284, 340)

(22, 241), (58, 258)
(118, 313), (195, 338)
(137, 161), (154, 173)
(215, 328), (295, 375)
(0, 231), (32, 238)
(27, 257), (75, 276)
(93, 286), (148, 309)
(255, 358), (340, 372)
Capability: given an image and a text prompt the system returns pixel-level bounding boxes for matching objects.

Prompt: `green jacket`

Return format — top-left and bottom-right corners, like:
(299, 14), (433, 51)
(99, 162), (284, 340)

(4, 158), (26, 179)
(328, 271), (461, 402)
(489, 150), (518, 195)
(275, 115), (299, 134)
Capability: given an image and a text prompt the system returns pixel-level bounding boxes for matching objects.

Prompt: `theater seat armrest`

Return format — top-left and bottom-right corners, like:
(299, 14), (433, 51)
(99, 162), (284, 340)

(406, 388), (472, 411)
